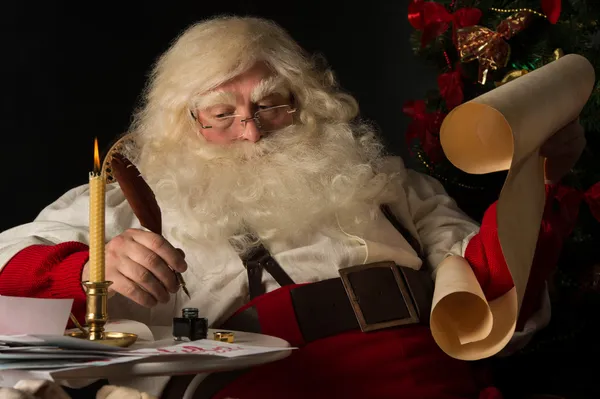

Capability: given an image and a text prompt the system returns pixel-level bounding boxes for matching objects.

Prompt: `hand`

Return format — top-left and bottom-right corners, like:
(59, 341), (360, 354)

(83, 229), (188, 307)
(541, 118), (586, 184)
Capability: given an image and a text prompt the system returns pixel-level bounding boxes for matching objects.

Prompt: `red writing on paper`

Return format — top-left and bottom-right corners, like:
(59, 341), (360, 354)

(156, 345), (245, 355)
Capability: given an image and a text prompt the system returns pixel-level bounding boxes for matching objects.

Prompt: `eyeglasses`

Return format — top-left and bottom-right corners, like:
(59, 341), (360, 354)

(192, 104), (297, 136)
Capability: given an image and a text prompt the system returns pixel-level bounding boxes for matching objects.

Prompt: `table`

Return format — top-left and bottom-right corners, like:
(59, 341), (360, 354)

(0, 326), (292, 398)
(64, 326), (290, 379)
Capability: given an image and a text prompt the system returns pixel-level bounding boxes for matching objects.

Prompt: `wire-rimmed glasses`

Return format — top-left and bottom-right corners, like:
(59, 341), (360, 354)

(192, 104), (296, 136)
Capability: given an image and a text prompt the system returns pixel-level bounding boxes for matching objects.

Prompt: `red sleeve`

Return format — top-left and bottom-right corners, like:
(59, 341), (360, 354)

(0, 242), (89, 329)
(465, 185), (564, 331)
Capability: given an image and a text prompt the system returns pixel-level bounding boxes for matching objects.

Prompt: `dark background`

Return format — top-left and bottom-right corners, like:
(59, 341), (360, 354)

(0, 1), (436, 233)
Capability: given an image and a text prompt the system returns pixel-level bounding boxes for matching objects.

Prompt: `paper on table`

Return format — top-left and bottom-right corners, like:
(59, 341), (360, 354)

(0, 356), (146, 371)
(2, 320), (154, 352)
(0, 337), (293, 374)
(0, 335), (125, 352)
(0, 347), (135, 357)
(0, 296), (72, 335)
(130, 339), (294, 358)
(0, 346), (57, 351)
(0, 353), (110, 360)
(433, 53), (595, 360)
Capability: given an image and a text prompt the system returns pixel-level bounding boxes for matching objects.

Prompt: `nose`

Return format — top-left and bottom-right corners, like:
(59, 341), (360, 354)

(239, 118), (261, 143)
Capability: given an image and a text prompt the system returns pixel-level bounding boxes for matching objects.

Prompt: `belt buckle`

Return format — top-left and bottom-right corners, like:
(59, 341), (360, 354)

(339, 262), (420, 332)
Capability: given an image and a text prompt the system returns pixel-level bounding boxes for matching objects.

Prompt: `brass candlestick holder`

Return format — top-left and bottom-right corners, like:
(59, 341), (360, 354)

(66, 281), (138, 347)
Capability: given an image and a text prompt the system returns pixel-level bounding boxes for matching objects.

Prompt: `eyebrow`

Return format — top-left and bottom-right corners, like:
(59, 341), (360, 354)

(194, 91), (237, 110)
(250, 76), (290, 102)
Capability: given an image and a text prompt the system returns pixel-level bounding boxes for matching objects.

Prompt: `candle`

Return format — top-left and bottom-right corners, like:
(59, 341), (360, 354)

(88, 138), (106, 282)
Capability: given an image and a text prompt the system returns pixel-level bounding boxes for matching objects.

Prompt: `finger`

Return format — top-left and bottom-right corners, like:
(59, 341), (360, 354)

(542, 133), (585, 184)
(544, 137), (583, 169)
(110, 270), (157, 308)
(541, 134), (577, 158)
(542, 142), (584, 161)
(544, 152), (581, 183)
(540, 122), (585, 155)
(561, 131), (586, 158)
(118, 256), (172, 303)
(128, 230), (188, 272)
(125, 241), (180, 294)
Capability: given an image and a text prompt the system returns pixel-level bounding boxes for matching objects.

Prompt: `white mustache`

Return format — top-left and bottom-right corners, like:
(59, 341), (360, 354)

(136, 121), (395, 260)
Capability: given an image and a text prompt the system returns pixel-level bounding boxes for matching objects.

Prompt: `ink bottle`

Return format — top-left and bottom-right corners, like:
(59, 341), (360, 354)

(172, 307), (208, 341)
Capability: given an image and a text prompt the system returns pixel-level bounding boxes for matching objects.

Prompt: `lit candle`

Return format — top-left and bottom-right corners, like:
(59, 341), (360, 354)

(88, 138), (106, 282)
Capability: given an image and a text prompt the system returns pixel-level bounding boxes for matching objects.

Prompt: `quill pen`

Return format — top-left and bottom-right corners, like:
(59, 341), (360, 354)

(110, 152), (190, 298)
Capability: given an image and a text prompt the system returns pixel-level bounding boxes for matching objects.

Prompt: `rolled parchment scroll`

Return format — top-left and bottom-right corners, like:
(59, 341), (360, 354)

(431, 54), (595, 360)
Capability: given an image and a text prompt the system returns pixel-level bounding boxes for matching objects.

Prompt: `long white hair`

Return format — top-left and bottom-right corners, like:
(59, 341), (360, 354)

(126, 15), (401, 256)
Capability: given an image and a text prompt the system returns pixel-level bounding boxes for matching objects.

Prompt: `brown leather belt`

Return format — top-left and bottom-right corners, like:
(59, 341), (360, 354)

(221, 261), (433, 343)
(164, 265), (433, 399)
(163, 206), (434, 397)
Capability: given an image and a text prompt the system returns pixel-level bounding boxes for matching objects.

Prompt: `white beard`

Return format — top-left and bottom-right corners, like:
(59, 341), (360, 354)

(135, 122), (398, 257)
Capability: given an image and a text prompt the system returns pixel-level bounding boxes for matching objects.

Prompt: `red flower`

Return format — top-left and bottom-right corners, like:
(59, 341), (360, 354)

(541, 0), (561, 24)
(403, 100), (446, 163)
(437, 67), (464, 110)
(408, 0), (482, 47)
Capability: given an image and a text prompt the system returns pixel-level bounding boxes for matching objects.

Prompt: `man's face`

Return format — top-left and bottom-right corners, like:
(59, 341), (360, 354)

(142, 59), (391, 252)
(193, 63), (294, 145)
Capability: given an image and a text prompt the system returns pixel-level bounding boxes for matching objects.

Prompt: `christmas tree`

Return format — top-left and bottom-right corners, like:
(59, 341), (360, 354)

(405, 1), (600, 394)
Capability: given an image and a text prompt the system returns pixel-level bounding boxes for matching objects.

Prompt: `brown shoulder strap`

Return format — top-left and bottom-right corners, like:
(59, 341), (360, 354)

(240, 243), (295, 300)
(240, 205), (422, 300)
(379, 204), (423, 257)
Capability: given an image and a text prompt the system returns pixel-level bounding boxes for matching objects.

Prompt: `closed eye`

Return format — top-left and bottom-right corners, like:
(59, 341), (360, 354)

(214, 112), (235, 118)
(257, 104), (280, 110)
(256, 93), (287, 110)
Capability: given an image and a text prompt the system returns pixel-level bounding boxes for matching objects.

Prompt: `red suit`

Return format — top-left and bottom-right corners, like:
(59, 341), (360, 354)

(0, 186), (564, 399)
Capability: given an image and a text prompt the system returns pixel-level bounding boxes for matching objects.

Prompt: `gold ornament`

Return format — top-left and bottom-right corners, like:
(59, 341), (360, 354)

(213, 331), (235, 343)
(456, 11), (534, 85)
(490, 7), (547, 19)
(494, 69), (529, 87)
(553, 48), (564, 60)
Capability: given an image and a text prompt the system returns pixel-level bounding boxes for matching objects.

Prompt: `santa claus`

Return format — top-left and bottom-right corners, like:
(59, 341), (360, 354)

(0, 16), (586, 399)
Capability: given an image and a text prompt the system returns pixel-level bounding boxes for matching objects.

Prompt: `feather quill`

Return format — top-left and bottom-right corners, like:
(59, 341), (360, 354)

(110, 152), (190, 298)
